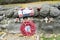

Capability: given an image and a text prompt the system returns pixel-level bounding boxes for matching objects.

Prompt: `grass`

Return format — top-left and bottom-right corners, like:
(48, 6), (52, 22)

(39, 34), (60, 40)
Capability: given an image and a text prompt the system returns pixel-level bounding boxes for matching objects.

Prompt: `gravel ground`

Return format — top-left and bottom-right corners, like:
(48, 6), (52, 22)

(1, 32), (60, 40)
(2, 33), (36, 40)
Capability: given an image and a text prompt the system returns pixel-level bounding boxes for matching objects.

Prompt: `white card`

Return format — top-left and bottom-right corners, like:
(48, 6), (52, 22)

(23, 10), (32, 14)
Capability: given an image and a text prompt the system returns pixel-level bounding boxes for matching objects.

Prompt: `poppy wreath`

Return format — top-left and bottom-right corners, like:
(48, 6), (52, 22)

(20, 20), (36, 36)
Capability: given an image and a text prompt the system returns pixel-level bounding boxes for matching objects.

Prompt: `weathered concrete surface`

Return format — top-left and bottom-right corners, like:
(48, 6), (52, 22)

(40, 4), (51, 17)
(0, 1), (60, 34)
(50, 7), (60, 17)
(6, 23), (21, 33)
